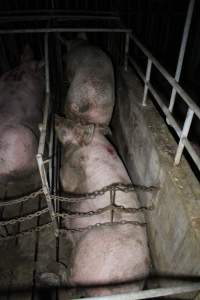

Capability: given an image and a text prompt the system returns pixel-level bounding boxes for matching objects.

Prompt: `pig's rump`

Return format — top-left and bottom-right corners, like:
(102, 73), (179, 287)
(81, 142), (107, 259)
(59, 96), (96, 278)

(67, 224), (149, 287)
(0, 125), (40, 197)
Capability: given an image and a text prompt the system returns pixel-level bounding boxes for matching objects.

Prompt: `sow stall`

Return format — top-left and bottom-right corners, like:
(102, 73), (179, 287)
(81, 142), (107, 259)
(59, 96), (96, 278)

(0, 3), (200, 300)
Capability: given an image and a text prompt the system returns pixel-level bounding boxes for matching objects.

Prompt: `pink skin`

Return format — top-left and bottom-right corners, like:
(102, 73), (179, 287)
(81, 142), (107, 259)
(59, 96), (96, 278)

(0, 47), (44, 192)
(55, 116), (150, 296)
(0, 125), (38, 178)
(64, 39), (115, 126)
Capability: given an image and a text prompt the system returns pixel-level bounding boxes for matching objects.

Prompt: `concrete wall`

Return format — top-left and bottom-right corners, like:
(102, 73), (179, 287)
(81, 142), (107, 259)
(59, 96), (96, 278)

(111, 69), (200, 289)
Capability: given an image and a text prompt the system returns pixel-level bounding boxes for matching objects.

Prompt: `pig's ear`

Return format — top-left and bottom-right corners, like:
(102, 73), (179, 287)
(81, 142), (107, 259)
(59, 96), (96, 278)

(20, 45), (34, 63)
(74, 124), (95, 146)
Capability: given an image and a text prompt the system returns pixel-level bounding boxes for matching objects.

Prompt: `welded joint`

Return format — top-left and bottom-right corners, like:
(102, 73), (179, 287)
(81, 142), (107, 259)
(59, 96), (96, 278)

(142, 58), (152, 106)
(174, 108), (194, 165)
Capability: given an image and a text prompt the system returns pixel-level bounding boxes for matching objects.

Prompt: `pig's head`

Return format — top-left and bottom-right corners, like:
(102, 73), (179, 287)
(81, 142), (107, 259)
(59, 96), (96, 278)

(55, 114), (94, 146)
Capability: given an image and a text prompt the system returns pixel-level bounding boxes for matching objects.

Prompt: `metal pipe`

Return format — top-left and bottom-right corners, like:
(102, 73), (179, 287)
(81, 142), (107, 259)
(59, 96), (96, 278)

(0, 9), (119, 16)
(130, 34), (200, 120)
(182, 138), (200, 172)
(36, 154), (58, 236)
(49, 115), (54, 192)
(169, 0), (195, 113)
(142, 58), (152, 106)
(0, 28), (131, 34)
(0, 15), (120, 23)
(38, 33), (50, 156)
(73, 283), (200, 300)
(174, 108), (194, 165)
(129, 57), (182, 137)
(124, 32), (130, 71)
(36, 33), (58, 236)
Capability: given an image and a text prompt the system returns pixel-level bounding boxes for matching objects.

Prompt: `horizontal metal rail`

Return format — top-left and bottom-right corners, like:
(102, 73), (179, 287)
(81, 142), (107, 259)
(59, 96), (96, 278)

(0, 15), (120, 22)
(0, 27), (131, 34)
(73, 283), (200, 300)
(130, 34), (200, 120)
(0, 9), (119, 16)
(129, 33), (200, 171)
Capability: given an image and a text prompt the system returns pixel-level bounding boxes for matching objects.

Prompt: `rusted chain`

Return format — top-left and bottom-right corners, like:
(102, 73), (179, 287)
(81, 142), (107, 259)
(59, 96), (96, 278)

(0, 207), (49, 226)
(51, 182), (158, 203)
(60, 220), (147, 233)
(57, 204), (154, 219)
(0, 222), (53, 242)
(0, 188), (43, 207)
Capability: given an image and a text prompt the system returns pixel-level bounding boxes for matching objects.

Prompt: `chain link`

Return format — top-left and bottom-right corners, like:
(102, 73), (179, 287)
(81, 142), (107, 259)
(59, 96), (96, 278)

(60, 220), (147, 233)
(0, 207), (49, 226)
(0, 188), (43, 207)
(0, 182), (156, 240)
(0, 222), (53, 242)
(51, 182), (158, 203)
(56, 204), (154, 219)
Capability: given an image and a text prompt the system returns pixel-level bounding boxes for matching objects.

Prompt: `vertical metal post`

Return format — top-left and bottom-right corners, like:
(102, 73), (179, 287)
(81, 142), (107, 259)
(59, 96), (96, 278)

(124, 32), (130, 71)
(37, 33), (58, 236)
(168, 0), (195, 113)
(37, 154), (58, 236)
(142, 58), (152, 106)
(49, 116), (53, 192)
(174, 108), (194, 165)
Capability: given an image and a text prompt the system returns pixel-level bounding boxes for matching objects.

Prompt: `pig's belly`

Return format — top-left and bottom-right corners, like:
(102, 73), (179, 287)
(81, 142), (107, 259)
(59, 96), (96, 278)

(69, 224), (149, 286)
(0, 125), (38, 180)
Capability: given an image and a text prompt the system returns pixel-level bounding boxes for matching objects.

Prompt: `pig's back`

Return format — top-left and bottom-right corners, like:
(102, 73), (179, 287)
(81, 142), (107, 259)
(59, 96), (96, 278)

(0, 62), (44, 126)
(82, 134), (131, 192)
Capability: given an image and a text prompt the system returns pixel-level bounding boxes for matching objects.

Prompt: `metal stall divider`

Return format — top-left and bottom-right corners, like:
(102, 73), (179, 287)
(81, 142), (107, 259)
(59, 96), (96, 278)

(36, 33), (59, 236)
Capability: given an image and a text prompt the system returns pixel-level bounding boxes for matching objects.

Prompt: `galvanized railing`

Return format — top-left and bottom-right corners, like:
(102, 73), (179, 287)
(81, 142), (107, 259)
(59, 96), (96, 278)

(126, 0), (200, 172)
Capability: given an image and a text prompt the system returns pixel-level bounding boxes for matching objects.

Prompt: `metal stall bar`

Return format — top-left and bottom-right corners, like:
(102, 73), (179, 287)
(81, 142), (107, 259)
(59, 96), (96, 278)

(168, 0), (195, 113)
(0, 9), (119, 16)
(174, 108), (194, 165)
(73, 282), (200, 300)
(0, 15), (120, 23)
(142, 58), (152, 106)
(124, 32), (130, 71)
(130, 34), (200, 120)
(129, 34), (200, 170)
(0, 28), (131, 34)
(37, 33), (58, 236)
(129, 57), (182, 136)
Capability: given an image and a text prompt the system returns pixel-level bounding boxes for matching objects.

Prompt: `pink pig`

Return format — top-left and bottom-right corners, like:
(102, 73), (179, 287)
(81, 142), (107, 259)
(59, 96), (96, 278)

(53, 115), (149, 297)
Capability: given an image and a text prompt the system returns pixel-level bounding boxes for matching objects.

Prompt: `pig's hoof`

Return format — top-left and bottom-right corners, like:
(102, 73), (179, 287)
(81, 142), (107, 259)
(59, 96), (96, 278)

(37, 272), (61, 287)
